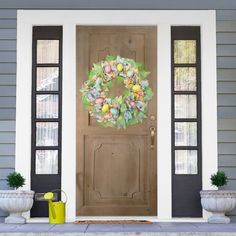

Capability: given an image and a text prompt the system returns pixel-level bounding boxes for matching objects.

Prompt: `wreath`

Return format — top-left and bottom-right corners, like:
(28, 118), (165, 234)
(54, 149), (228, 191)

(80, 55), (153, 129)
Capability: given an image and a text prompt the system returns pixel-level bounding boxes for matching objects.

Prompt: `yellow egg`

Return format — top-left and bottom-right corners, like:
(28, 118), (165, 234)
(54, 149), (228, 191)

(132, 84), (141, 92)
(102, 104), (110, 113)
(117, 64), (123, 72)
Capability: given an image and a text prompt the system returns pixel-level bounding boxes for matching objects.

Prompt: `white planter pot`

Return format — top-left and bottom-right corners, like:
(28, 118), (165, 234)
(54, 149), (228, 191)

(0, 190), (34, 224)
(200, 190), (236, 224)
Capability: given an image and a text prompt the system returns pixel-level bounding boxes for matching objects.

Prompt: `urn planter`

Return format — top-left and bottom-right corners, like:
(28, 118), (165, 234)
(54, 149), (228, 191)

(200, 190), (236, 224)
(0, 190), (34, 224)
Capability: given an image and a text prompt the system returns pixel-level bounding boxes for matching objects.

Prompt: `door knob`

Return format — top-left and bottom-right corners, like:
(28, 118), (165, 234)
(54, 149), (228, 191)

(150, 127), (156, 149)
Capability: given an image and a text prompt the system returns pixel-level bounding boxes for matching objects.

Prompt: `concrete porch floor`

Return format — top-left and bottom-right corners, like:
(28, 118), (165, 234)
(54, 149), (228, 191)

(1, 222), (236, 235)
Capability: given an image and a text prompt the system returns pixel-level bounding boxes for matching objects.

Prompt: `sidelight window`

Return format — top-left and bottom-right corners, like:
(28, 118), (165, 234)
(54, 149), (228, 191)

(171, 27), (201, 176)
(31, 27), (62, 176)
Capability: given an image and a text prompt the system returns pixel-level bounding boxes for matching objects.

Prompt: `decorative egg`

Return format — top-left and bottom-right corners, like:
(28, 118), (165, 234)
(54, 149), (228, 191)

(95, 98), (104, 105)
(111, 65), (117, 71)
(130, 101), (136, 108)
(132, 84), (141, 92)
(117, 64), (123, 72)
(124, 111), (132, 122)
(127, 70), (134, 78)
(140, 80), (149, 88)
(102, 104), (110, 113)
(104, 65), (111, 73)
(110, 108), (118, 116)
(136, 101), (146, 111)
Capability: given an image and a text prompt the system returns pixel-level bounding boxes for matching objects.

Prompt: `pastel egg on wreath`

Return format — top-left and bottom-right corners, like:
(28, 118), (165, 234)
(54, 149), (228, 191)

(127, 70), (134, 78)
(124, 111), (132, 122)
(117, 63), (123, 72)
(110, 108), (119, 116)
(140, 80), (149, 88)
(130, 101), (136, 108)
(102, 104), (110, 113)
(132, 84), (141, 92)
(104, 65), (111, 73)
(111, 65), (117, 71)
(136, 101), (146, 111)
(94, 97), (104, 105)
(87, 89), (99, 101)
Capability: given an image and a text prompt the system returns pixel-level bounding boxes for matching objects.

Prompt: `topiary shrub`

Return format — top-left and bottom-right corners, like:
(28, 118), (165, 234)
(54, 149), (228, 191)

(7, 172), (25, 190)
(211, 171), (228, 187)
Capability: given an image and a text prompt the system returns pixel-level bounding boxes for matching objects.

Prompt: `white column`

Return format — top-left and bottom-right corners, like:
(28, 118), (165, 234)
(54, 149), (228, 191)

(61, 23), (77, 222)
(157, 23), (172, 219)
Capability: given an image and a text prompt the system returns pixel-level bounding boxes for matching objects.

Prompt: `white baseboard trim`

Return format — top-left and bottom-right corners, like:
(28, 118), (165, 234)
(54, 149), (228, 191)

(27, 217), (206, 223)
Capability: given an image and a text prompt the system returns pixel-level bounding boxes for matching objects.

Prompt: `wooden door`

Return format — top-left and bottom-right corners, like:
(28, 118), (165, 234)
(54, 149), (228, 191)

(76, 26), (157, 216)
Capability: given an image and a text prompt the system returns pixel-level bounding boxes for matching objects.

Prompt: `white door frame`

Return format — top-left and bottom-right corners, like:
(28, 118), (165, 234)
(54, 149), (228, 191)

(16, 10), (217, 221)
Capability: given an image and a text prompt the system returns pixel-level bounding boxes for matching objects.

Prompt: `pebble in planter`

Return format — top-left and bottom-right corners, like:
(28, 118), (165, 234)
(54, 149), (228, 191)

(200, 171), (236, 224)
(0, 172), (34, 224)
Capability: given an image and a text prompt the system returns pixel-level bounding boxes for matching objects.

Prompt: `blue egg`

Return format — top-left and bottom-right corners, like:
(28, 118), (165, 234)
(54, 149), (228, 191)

(140, 80), (149, 88)
(110, 108), (118, 116)
(127, 70), (134, 77)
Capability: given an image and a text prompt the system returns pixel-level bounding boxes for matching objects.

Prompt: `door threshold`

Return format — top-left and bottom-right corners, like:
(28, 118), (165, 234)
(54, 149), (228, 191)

(27, 217), (206, 223)
(76, 216), (206, 223)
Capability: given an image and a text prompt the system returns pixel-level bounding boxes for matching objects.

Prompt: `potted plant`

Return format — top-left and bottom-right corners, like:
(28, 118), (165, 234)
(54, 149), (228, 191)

(0, 172), (34, 224)
(200, 171), (236, 223)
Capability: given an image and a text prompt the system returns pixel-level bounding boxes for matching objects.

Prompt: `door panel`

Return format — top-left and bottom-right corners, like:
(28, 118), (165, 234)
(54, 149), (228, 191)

(76, 26), (157, 216)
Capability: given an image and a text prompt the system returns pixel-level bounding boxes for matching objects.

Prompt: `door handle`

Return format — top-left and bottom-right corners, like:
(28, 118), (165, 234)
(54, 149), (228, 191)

(150, 127), (156, 149)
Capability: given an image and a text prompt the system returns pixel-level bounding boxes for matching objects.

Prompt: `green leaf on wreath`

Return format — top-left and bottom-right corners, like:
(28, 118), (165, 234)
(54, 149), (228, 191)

(120, 103), (127, 112)
(82, 96), (90, 109)
(105, 55), (116, 62)
(138, 71), (150, 79)
(144, 87), (154, 101)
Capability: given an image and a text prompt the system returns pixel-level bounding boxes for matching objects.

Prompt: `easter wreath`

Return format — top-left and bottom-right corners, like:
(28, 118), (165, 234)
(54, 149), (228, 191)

(80, 55), (153, 129)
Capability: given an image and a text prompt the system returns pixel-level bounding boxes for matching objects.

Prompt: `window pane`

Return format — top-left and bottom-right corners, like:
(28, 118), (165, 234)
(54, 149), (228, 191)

(175, 150), (198, 174)
(37, 67), (59, 91)
(175, 95), (197, 118)
(35, 150), (58, 174)
(174, 40), (196, 64)
(37, 40), (59, 64)
(175, 122), (197, 146)
(36, 94), (59, 118)
(174, 67), (196, 91)
(36, 122), (58, 146)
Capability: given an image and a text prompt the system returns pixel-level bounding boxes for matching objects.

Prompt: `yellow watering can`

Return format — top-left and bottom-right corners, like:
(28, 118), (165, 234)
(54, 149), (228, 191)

(44, 189), (67, 224)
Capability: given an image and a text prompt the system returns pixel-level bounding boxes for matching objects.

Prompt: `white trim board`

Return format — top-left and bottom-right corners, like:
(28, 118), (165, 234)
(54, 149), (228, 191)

(16, 10), (217, 221)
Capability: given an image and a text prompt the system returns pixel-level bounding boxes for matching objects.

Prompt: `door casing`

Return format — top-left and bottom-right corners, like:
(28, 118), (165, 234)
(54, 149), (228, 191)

(16, 10), (217, 221)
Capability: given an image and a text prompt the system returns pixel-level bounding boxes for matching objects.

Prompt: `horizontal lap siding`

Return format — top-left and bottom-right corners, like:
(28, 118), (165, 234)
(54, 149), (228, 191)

(0, 10), (16, 218)
(217, 10), (236, 218)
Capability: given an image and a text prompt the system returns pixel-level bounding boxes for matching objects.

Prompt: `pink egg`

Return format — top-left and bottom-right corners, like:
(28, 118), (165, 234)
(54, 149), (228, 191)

(130, 101), (136, 108)
(95, 98), (104, 104)
(104, 65), (111, 73)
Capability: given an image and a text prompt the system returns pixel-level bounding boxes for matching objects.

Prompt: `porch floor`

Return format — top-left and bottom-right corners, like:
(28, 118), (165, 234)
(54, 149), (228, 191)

(1, 222), (236, 235)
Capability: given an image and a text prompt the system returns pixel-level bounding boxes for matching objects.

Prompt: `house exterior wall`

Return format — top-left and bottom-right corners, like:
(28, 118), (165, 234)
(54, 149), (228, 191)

(217, 10), (236, 220)
(0, 1), (235, 220)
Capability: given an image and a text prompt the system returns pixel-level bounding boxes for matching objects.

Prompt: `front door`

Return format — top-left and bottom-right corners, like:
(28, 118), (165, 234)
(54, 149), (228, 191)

(76, 26), (157, 216)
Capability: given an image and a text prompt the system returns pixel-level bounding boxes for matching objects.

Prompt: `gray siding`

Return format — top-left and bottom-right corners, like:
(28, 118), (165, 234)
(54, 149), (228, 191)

(0, 2), (235, 219)
(217, 10), (236, 218)
(0, 9), (16, 218)
(0, 0), (236, 9)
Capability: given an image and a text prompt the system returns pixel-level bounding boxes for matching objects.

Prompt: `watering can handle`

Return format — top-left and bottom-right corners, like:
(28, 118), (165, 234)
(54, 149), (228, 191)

(50, 189), (68, 204)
